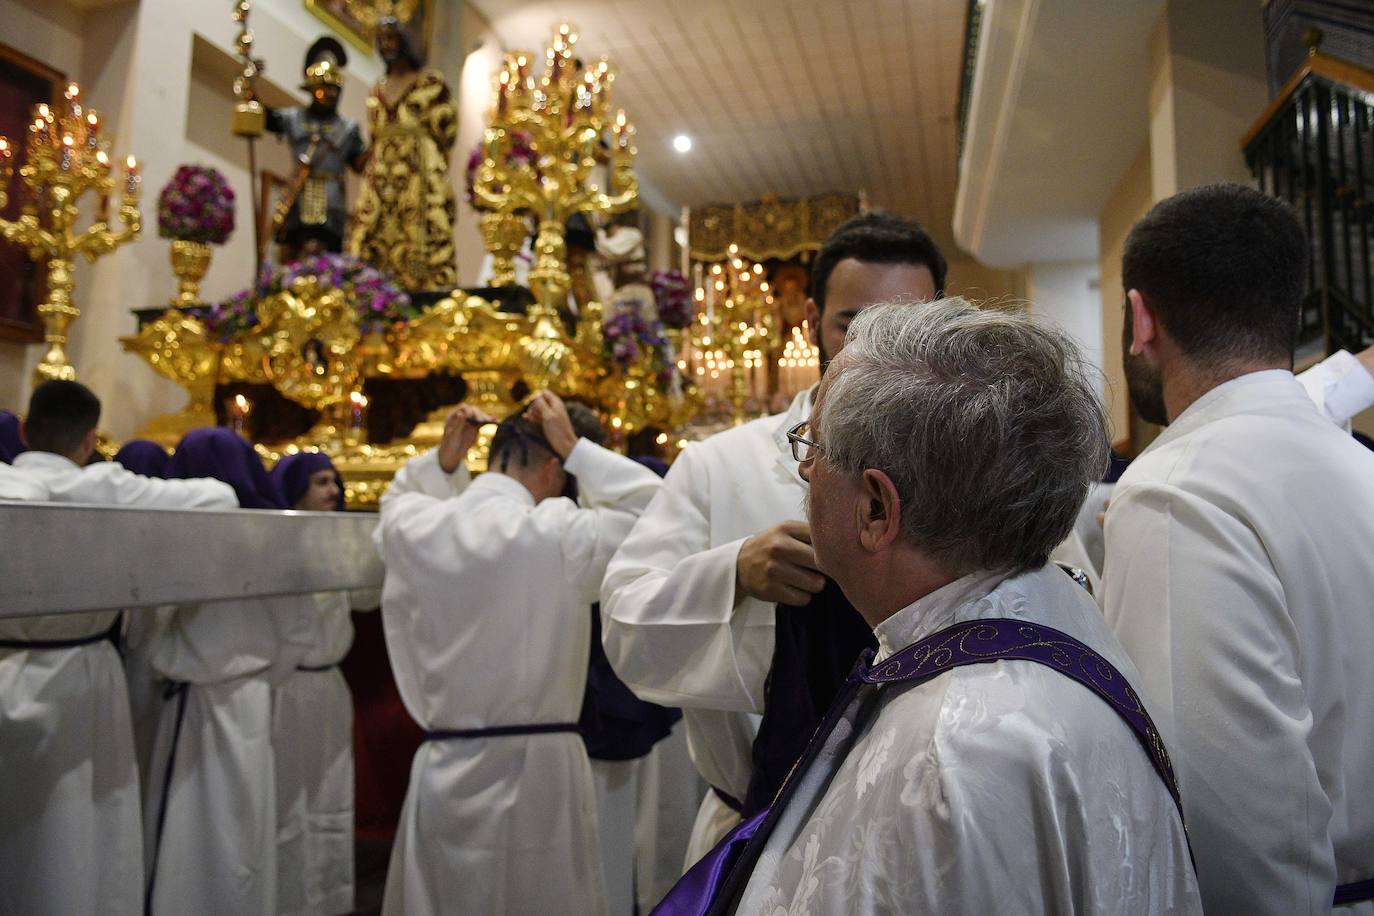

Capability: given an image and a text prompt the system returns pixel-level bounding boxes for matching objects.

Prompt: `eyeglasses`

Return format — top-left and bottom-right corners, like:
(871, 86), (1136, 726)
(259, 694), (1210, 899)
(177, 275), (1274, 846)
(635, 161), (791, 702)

(786, 420), (822, 463)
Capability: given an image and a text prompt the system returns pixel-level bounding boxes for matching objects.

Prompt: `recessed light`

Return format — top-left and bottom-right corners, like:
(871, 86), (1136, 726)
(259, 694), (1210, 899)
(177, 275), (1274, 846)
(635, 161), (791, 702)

(673, 134), (692, 153)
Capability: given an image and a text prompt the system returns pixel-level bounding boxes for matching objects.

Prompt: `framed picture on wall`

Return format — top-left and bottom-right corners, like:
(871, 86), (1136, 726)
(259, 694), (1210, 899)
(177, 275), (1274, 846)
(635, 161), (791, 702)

(304, 0), (434, 57)
(0, 43), (64, 344)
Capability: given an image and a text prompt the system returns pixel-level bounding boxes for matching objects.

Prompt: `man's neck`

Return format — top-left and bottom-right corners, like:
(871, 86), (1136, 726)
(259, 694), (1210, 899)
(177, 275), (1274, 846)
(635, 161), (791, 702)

(1163, 356), (1288, 423)
(849, 550), (961, 629)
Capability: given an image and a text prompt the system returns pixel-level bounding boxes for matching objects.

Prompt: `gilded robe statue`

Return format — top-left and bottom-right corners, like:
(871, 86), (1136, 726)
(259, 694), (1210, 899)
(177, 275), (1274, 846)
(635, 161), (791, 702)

(349, 68), (458, 291)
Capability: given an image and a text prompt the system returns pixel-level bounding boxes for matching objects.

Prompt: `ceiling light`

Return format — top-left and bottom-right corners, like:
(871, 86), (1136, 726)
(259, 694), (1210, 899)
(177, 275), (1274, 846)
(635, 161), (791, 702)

(673, 134), (692, 153)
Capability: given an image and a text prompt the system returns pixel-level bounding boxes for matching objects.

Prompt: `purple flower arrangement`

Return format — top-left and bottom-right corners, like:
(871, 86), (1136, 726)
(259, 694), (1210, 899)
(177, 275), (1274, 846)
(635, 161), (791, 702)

(649, 269), (693, 329)
(209, 254), (415, 341)
(158, 165), (235, 244)
(465, 131), (538, 208)
(604, 299), (678, 386)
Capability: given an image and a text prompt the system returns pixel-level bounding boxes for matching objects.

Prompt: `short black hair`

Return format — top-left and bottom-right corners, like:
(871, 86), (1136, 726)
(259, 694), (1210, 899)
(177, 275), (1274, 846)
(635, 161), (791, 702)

(565, 402), (607, 446)
(809, 211), (948, 311)
(25, 380), (101, 455)
(1123, 183), (1308, 363)
(490, 418), (556, 472)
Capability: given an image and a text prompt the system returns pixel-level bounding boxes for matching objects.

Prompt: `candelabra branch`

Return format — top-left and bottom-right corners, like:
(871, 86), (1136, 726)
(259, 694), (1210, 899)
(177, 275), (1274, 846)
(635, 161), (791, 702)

(0, 82), (141, 382)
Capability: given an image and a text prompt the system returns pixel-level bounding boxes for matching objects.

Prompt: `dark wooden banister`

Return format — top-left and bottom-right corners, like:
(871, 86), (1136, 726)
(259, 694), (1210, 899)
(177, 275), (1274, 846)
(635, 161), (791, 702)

(1242, 50), (1374, 151)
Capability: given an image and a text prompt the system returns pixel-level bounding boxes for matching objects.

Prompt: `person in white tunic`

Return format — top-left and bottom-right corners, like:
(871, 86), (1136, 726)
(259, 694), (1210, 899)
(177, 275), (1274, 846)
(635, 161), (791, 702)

(601, 212), (946, 861)
(142, 427), (319, 916)
(669, 300), (1201, 915)
(270, 451), (357, 916)
(1102, 183), (1374, 914)
(375, 393), (662, 916)
(0, 382), (235, 916)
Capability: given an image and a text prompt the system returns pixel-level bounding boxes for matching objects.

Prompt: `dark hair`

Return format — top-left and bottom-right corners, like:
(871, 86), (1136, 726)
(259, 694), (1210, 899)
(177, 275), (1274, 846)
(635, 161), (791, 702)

(1122, 183), (1308, 363)
(25, 380), (101, 455)
(565, 402), (607, 446)
(809, 211), (948, 311)
(490, 418), (555, 472)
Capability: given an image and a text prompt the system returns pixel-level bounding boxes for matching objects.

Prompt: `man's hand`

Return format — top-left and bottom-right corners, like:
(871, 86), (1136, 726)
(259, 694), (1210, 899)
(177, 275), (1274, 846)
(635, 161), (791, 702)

(525, 390), (578, 459)
(736, 520), (826, 606)
(437, 404), (493, 473)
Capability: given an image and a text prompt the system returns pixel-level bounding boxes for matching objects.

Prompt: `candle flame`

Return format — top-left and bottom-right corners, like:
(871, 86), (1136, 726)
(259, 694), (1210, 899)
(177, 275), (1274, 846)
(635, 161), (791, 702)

(234, 394), (249, 410)
(126, 155), (137, 170)
(66, 83), (79, 97)
(37, 104), (50, 119)
(96, 150), (109, 165)
(350, 391), (369, 407)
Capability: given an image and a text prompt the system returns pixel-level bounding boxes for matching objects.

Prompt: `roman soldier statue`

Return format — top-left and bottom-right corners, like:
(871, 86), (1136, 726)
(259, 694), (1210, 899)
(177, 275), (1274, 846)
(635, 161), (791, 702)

(265, 37), (367, 262)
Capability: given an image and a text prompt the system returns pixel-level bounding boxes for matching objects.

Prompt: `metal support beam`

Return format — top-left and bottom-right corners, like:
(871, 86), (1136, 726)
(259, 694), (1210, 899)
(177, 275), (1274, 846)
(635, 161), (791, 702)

(0, 503), (384, 618)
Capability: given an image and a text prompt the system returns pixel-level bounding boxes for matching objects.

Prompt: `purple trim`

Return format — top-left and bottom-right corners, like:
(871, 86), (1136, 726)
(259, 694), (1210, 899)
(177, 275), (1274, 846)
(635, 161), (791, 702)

(654, 615), (1184, 916)
(424, 722), (580, 741)
(1336, 878), (1374, 906)
(862, 618), (1181, 812)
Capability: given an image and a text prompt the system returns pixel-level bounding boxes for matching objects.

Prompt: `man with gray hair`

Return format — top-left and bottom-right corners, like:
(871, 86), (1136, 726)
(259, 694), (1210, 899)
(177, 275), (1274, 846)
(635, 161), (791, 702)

(657, 299), (1200, 914)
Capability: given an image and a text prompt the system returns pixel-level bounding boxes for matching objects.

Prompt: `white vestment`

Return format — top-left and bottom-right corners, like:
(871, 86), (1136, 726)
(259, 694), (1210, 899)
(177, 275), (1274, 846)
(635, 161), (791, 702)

(273, 590), (356, 916)
(601, 391), (810, 859)
(375, 442), (661, 916)
(0, 453), (234, 916)
(739, 566), (1202, 915)
(1104, 370), (1374, 915)
(143, 592), (319, 916)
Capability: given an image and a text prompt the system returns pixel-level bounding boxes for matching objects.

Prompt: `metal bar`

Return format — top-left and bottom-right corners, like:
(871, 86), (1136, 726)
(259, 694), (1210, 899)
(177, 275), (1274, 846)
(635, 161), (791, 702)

(1336, 92), (1354, 297)
(1356, 100), (1372, 314)
(1314, 83), (1337, 352)
(0, 503), (384, 618)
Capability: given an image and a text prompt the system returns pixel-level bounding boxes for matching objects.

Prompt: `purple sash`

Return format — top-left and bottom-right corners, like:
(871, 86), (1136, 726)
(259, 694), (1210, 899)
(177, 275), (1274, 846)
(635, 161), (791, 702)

(652, 617), (1181, 916)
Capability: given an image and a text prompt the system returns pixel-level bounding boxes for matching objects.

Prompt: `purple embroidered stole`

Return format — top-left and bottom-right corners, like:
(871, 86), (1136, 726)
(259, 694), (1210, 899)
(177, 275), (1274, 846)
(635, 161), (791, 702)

(651, 617), (1181, 916)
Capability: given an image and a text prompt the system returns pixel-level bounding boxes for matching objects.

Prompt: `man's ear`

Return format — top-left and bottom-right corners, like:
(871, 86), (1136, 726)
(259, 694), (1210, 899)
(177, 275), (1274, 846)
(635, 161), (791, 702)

(1126, 289), (1158, 356)
(857, 468), (902, 553)
(804, 298), (821, 346)
(18, 419), (28, 448)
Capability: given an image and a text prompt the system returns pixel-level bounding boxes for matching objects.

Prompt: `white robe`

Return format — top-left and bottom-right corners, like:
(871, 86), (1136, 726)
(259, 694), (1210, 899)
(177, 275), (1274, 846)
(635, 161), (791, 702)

(375, 441), (661, 916)
(601, 391), (810, 859)
(739, 566), (1202, 915)
(273, 590), (356, 916)
(1103, 370), (1374, 915)
(0, 452), (234, 916)
(143, 592), (319, 916)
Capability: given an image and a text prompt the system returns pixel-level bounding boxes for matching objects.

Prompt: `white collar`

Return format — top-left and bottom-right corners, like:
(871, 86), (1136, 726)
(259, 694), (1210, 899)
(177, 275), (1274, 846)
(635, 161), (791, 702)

(13, 451), (80, 472)
(872, 568), (1015, 662)
(468, 470), (537, 508)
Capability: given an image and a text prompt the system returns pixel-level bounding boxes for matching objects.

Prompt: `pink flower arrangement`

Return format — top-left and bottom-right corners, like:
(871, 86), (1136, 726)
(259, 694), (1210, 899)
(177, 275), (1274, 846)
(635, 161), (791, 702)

(158, 165), (235, 245)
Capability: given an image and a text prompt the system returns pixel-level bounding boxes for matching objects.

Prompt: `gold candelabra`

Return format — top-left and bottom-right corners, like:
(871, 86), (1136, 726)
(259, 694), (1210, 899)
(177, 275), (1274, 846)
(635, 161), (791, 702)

(0, 82), (141, 382)
(473, 25), (639, 337)
(687, 245), (776, 424)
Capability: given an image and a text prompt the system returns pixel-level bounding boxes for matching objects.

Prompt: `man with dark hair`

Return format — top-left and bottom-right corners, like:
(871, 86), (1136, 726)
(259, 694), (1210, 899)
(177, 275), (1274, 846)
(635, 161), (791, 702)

(601, 211), (944, 860)
(375, 392), (661, 915)
(0, 380), (234, 916)
(1103, 183), (1374, 914)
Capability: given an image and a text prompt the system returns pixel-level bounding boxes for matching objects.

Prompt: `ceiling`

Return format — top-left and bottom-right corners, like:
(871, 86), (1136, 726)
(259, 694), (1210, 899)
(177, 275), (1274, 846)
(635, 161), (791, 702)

(468, 0), (970, 250)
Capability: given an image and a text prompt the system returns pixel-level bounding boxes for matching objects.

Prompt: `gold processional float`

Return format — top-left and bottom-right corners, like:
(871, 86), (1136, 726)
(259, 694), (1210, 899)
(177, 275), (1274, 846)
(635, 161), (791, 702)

(118, 17), (701, 507)
(0, 5), (841, 507)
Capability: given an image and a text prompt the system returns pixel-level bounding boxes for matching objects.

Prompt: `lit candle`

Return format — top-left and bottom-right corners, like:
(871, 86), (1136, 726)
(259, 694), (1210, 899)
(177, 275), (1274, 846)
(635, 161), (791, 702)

(85, 112), (99, 150)
(612, 109), (628, 148)
(59, 134), (74, 172)
(123, 155), (139, 196)
(228, 394), (253, 436)
(349, 390), (368, 434)
(64, 83), (81, 118)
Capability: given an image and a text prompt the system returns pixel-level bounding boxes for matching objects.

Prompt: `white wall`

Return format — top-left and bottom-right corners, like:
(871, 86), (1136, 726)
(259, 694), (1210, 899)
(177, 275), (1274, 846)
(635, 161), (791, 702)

(1026, 260), (1105, 397)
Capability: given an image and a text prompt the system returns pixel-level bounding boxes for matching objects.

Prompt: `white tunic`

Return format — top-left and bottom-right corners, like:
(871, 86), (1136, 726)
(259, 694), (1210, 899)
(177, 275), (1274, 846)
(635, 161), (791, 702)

(739, 566), (1202, 915)
(375, 441), (661, 916)
(273, 590), (356, 916)
(143, 592), (319, 916)
(0, 452), (234, 916)
(1104, 370), (1374, 915)
(601, 391), (809, 857)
